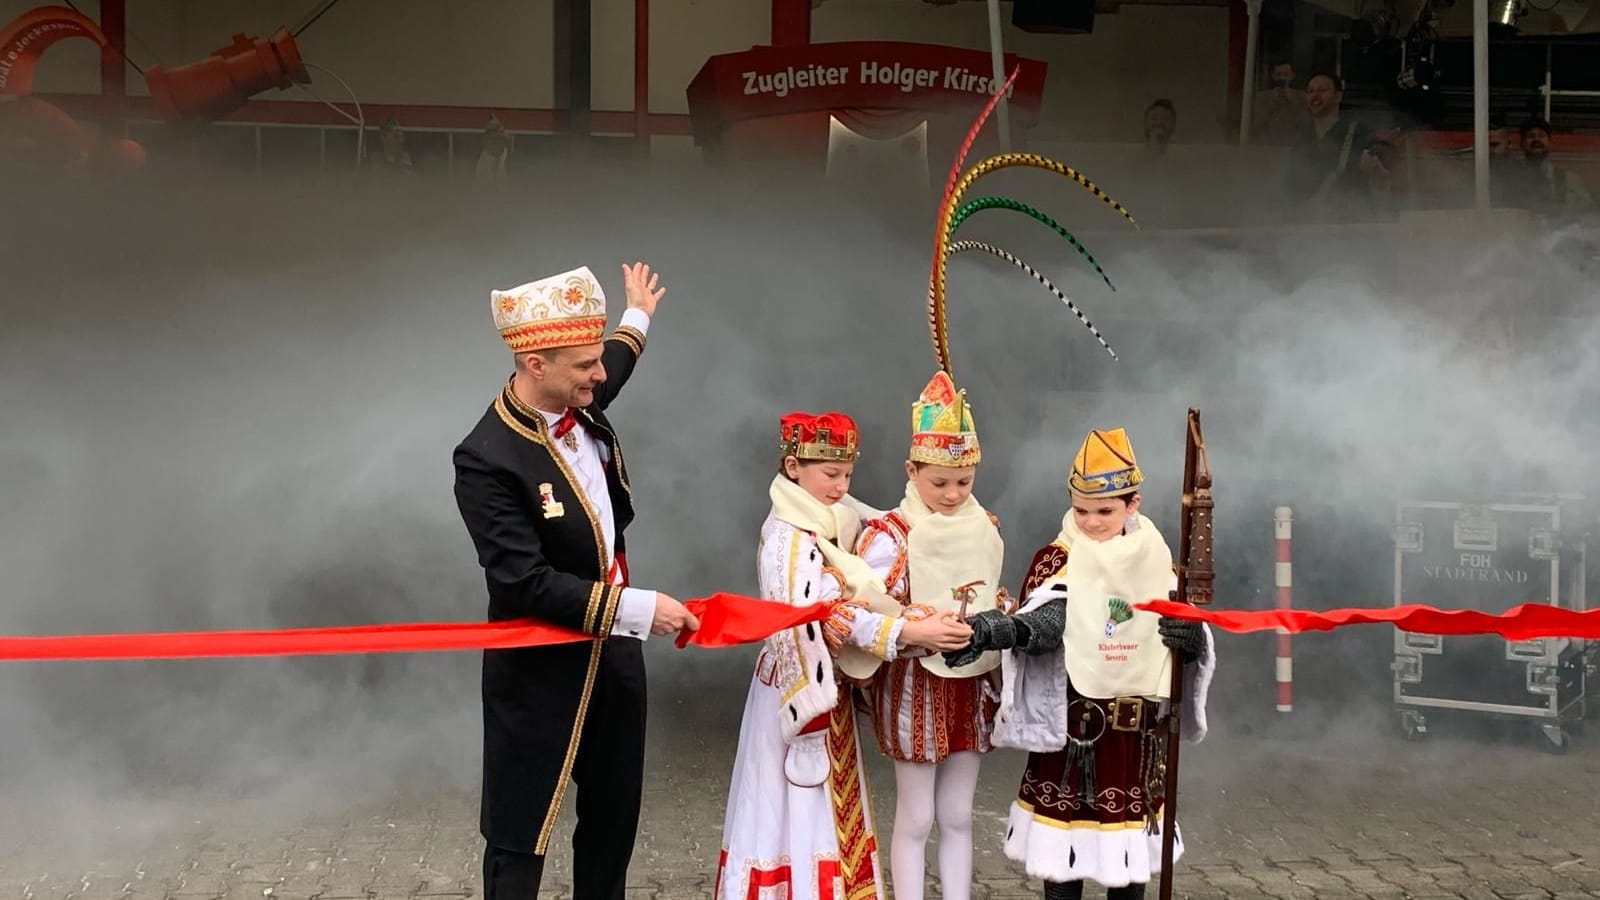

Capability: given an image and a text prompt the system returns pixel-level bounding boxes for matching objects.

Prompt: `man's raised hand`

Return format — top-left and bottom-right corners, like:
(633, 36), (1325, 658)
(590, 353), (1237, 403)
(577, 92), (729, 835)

(622, 262), (665, 317)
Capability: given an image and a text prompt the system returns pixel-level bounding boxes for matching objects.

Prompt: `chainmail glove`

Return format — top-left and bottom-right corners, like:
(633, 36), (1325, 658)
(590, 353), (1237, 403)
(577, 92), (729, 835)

(974, 609), (1018, 650)
(1158, 616), (1205, 663)
(941, 644), (982, 669)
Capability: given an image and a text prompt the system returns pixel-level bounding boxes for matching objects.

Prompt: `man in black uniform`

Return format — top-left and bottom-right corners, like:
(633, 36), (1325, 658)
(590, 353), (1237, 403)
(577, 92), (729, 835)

(453, 261), (700, 900)
(1285, 70), (1376, 221)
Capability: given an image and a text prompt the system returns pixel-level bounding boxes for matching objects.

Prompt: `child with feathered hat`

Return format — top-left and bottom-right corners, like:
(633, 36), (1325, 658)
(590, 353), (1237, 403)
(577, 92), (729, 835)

(853, 371), (1008, 900)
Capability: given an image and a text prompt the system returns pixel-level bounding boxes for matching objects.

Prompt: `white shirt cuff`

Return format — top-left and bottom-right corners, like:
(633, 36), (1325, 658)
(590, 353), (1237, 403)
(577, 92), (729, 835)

(611, 587), (655, 641)
(849, 610), (904, 662)
(619, 307), (651, 336)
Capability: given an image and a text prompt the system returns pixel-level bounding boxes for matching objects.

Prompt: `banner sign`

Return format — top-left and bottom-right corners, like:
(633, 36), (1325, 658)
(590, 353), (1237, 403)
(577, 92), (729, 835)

(686, 41), (1047, 144)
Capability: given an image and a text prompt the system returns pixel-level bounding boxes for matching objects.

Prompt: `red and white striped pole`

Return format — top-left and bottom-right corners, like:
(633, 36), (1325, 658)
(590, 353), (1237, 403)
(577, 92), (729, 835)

(1274, 506), (1293, 713)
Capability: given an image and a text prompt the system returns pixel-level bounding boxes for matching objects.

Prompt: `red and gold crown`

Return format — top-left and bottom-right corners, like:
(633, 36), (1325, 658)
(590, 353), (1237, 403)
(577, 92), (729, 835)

(491, 265), (608, 353)
(779, 411), (860, 463)
(908, 371), (981, 467)
(1069, 427), (1143, 498)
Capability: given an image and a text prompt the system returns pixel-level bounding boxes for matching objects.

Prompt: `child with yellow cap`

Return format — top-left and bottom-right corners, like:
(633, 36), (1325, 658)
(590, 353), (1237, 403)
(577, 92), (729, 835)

(942, 426), (1215, 900)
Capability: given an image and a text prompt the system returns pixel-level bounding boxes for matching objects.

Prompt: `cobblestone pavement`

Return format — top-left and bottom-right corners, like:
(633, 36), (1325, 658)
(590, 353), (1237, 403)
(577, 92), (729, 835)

(4, 682), (1597, 900)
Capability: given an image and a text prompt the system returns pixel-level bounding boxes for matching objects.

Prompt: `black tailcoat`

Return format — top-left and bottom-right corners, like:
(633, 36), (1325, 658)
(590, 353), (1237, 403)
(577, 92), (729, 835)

(452, 323), (647, 854)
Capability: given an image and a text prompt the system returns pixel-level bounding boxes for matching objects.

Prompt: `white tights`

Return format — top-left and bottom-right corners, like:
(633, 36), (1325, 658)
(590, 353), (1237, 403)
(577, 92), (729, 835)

(889, 751), (983, 900)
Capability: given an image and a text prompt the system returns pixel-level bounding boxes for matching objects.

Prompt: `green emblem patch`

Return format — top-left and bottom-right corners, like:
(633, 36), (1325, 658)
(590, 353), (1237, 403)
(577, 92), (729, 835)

(1107, 597), (1133, 624)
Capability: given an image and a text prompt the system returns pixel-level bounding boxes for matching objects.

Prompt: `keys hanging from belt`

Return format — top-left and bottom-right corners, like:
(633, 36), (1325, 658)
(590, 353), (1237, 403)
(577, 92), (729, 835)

(1061, 698), (1105, 807)
(1060, 695), (1154, 813)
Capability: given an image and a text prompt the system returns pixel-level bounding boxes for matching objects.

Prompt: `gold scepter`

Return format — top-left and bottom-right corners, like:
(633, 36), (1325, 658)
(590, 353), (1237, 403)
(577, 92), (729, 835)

(1159, 408), (1214, 900)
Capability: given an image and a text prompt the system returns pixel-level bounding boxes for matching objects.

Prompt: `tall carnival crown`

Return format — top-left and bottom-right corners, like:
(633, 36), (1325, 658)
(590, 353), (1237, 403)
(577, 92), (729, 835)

(1069, 427), (1144, 498)
(909, 371), (981, 467)
(925, 68), (1141, 376)
(491, 265), (608, 353)
(779, 411), (860, 463)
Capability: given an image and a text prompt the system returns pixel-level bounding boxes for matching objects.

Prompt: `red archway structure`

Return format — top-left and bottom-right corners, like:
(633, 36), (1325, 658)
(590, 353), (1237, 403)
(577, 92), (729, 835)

(686, 41), (1047, 176)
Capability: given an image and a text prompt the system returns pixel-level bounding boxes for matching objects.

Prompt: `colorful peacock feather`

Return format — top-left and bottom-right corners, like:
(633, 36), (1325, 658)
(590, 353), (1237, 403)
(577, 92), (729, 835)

(946, 196), (1115, 291)
(944, 240), (1117, 360)
(927, 68), (1138, 376)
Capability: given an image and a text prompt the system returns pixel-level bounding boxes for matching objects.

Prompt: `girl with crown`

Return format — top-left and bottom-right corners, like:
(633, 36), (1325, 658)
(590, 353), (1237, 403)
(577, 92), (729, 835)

(942, 427), (1215, 900)
(714, 411), (975, 900)
(852, 372), (1007, 900)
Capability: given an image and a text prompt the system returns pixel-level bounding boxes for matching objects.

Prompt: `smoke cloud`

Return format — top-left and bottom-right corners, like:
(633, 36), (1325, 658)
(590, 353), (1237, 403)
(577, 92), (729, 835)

(1, 148), (1595, 873)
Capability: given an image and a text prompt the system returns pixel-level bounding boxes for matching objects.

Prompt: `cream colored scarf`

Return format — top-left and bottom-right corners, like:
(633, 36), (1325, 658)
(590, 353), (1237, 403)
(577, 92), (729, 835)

(898, 480), (1005, 607)
(1057, 511), (1178, 699)
(767, 474), (887, 598)
(899, 479), (1006, 676)
(1052, 509), (1079, 551)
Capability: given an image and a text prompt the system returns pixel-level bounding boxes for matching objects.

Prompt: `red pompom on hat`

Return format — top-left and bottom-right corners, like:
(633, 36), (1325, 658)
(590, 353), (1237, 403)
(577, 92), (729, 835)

(778, 411), (860, 462)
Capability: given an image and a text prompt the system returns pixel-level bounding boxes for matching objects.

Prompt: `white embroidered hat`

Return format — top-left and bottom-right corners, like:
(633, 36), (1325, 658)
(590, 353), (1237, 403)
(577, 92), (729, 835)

(490, 265), (607, 352)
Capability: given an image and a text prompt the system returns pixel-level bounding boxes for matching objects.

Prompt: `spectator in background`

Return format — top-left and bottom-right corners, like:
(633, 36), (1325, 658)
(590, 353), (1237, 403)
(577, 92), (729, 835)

(1482, 114), (1515, 206)
(1358, 112), (1405, 218)
(1488, 115), (1511, 162)
(1285, 71), (1374, 219)
(1496, 117), (1593, 216)
(474, 114), (511, 189)
(1141, 98), (1176, 159)
(1358, 110), (1455, 217)
(1119, 99), (1180, 224)
(1252, 59), (1310, 145)
(367, 115), (413, 176)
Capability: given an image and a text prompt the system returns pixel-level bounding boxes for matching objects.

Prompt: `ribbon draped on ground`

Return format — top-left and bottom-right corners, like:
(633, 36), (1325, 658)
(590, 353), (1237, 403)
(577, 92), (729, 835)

(1140, 599), (1600, 640)
(0, 593), (828, 662)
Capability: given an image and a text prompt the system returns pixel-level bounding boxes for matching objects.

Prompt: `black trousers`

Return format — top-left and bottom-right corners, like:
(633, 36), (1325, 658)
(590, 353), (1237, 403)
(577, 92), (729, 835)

(484, 641), (647, 900)
(1044, 880), (1147, 900)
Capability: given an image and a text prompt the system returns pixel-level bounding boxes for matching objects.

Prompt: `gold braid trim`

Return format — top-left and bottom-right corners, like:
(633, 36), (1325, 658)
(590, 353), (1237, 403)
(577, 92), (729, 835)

(536, 640), (603, 854)
(610, 325), (646, 358)
(826, 685), (879, 900)
(870, 616), (896, 660)
(493, 389), (611, 855)
(582, 582), (604, 634)
(598, 583), (623, 637)
(500, 316), (607, 353)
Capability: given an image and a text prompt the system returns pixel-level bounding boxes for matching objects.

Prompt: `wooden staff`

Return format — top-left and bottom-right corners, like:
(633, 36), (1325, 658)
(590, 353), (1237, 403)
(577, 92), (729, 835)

(1158, 407), (1214, 900)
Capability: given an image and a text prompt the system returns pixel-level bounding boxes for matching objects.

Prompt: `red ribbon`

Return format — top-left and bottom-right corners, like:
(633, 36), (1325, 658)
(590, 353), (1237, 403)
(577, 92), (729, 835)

(1139, 599), (1600, 640)
(0, 593), (830, 662)
(677, 593), (824, 648)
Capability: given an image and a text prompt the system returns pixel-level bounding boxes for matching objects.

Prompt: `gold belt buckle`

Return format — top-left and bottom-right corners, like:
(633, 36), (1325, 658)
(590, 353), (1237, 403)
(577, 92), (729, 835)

(1110, 697), (1144, 732)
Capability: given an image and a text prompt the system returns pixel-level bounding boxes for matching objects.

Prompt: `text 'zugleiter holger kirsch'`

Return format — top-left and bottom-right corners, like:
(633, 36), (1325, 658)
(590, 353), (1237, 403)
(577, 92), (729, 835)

(743, 62), (1007, 99)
